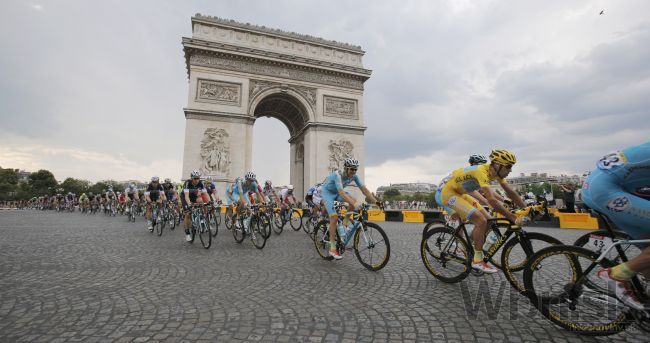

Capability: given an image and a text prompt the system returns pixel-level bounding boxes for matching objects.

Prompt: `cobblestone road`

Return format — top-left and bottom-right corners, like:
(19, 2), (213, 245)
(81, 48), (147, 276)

(0, 210), (647, 342)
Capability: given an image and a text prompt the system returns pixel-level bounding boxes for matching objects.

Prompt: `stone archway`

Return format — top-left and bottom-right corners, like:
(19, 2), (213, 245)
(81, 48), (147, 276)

(181, 14), (371, 199)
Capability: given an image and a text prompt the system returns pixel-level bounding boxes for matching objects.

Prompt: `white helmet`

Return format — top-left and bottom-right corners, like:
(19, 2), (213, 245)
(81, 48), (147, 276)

(164, 178), (171, 183)
(343, 158), (359, 168)
(287, 185), (294, 190)
(151, 176), (159, 182)
(245, 171), (256, 181)
(190, 170), (201, 178)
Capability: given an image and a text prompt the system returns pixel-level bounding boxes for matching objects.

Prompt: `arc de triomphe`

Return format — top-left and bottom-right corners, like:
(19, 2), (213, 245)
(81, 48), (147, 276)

(181, 14), (372, 198)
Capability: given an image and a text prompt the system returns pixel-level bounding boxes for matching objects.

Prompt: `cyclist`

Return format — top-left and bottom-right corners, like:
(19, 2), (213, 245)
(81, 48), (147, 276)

(305, 183), (324, 215)
(581, 141), (650, 310)
(469, 154), (488, 166)
(225, 177), (242, 206)
(204, 176), (220, 204)
(144, 176), (167, 231)
(233, 172), (266, 229)
(182, 170), (210, 242)
(124, 182), (140, 213)
(162, 178), (178, 204)
(279, 185), (297, 209)
(321, 158), (380, 259)
(79, 192), (89, 211)
(65, 192), (75, 209)
(437, 149), (527, 273)
(262, 180), (279, 204)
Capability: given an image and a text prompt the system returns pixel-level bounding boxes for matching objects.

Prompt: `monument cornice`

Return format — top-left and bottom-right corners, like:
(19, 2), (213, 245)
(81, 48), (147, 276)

(183, 37), (372, 77)
(184, 108), (255, 124)
(192, 14), (365, 54)
(183, 46), (368, 90)
(289, 122), (366, 143)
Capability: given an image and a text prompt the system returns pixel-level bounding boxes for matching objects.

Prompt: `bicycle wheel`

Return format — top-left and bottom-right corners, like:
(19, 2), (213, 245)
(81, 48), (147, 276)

(198, 216), (212, 249)
(574, 230), (641, 263)
(249, 216), (267, 249)
(271, 212), (283, 234)
(232, 217), (245, 243)
(169, 210), (177, 231)
(274, 210), (285, 231)
(225, 208), (234, 231)
(290, 209), (302, 231)
(313, 220), (334, 261)
(353, 222), (391, 271)
(214, 207), (222, 225)
(259, 213), (271, 239)
(500, 232), (562, 293)
(156, 217), (163, 236)
(420, 226), (471, 283)
(523, 245), (630, 335)
(303, 213), (317, 234)
(208, 211), (218, 238)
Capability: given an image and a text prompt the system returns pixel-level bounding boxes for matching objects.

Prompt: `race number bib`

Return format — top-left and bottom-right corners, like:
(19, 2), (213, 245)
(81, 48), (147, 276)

(597, 151), (626, 170)
(587, 234), (614, 254)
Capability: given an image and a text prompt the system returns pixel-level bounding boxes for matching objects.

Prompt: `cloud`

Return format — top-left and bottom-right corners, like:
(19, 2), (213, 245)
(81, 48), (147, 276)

(0, 137), (182, 183)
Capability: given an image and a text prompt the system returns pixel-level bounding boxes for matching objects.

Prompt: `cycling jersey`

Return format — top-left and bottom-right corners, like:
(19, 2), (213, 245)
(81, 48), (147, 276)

(232, 179), (259, 205)
(162, 182), (176, 200)
(182, 179), (207, 204)
(440, 164), (502, 221)
(321, 170), (364, 216)
(581, 141), (650, 239)
(305, 185), (322, 207)
(145, 183), (164, 202)
(279, 188), (295, 204)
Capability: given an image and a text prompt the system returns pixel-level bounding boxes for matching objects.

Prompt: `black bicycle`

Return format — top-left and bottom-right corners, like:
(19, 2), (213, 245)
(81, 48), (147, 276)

(420, 204), (560, 293)
(523, 210), (650, 335)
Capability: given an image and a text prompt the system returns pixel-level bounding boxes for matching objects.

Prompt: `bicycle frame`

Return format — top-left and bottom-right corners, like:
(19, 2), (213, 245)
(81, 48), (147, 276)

(447, 219), (524, 264)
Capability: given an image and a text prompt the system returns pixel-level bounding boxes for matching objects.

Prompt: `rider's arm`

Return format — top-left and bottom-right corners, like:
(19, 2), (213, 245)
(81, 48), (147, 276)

(469, 190), (490, 207)
(482, 186), (517, 223)
(360, 185), (378, 204)
(500, 180), (525, 208)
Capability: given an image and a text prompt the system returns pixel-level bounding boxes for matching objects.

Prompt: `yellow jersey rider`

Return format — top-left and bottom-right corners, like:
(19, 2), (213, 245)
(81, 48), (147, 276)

(438, 149), (527, 273)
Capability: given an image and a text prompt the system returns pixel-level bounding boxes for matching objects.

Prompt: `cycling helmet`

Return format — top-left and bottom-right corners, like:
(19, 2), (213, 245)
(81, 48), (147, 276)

(265, 180), (272, 187)
(107, 187), (113, 191)
(287, 185), (294, 190)
(164, 178), (171, 183)
(489, 149), (517, 166)
(129, 182), (135, 188)
(468, 154), (487, 165)
(190, 170), (201, 178)
(245, 171), (256, 180)
(206, 176), (213, 181)
(151, 176), (159, 182)
(343, 158), (359, 168)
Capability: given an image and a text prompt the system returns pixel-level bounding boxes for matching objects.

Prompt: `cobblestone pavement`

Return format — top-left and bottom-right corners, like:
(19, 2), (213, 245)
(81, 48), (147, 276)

(0, 210), (647, 342)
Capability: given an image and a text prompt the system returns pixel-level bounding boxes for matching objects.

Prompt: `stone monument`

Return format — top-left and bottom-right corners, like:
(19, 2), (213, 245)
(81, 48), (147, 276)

(181, 14), (372, 198)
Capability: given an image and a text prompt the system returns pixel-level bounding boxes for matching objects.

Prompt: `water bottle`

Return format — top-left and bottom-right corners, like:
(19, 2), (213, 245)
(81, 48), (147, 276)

(483, 231), (498, 251)
(337, 223), (347, 240)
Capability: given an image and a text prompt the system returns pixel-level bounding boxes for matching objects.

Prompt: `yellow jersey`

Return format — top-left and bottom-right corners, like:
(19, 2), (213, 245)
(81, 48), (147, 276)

(443, 164), (503, 195)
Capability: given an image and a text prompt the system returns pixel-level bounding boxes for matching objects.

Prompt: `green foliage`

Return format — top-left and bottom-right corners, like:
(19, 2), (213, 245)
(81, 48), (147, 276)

(383, 188), (401, 198)
(28, 169), (58, 196)
(0, 167), (20, 200)
(60, 178), (92, 195)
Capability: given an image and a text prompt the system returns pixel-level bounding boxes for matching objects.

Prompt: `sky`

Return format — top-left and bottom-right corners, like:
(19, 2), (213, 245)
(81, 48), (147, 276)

(1, 0), (649, 192)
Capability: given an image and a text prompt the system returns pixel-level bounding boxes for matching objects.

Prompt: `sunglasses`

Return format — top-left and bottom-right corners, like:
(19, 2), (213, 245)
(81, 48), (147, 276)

(192, 178), (200, 180)
(348, 168), (358, 172)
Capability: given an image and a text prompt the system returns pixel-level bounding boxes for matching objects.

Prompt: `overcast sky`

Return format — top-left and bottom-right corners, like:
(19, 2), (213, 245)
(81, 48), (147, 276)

(1, 0), (649, 191)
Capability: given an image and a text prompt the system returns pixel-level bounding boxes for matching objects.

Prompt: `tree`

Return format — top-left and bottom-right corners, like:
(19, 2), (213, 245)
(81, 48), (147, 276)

(28, 169), (58, 196)
(383, 188), (401, 198)
(0, 167), (19, 200)
(60, 178), (91, 195)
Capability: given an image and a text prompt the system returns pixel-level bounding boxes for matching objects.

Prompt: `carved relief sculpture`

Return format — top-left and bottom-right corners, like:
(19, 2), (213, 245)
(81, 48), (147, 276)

(249, 79), (316, 111)
(197, 79), (241, 105)
(324, 96), (358, 119)
(200, 128), (232, 176)
(328, 139), (354, 171)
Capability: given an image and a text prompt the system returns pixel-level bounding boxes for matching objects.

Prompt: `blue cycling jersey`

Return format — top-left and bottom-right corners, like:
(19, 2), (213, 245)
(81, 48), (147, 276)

(321, 170), (364, 194)
(581, 141), (650, 238)
(232, 179), (259, 205)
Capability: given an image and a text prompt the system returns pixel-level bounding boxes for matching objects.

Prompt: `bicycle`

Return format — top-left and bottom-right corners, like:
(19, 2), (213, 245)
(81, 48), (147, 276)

(420, 204), (560, 293)
(231, 204), (268, 249)
(523, 210), (650, 335)
(188, 204), (212, 249)
(206, 201), (221, 238)
(264, 202), (283, 235)
(312, 202), (390, 271)
(148, 201), (164, 236)
(303, 205), (326, 235)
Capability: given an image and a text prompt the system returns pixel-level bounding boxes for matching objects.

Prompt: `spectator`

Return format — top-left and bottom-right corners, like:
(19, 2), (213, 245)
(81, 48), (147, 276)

(560, 184), (576, 213)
